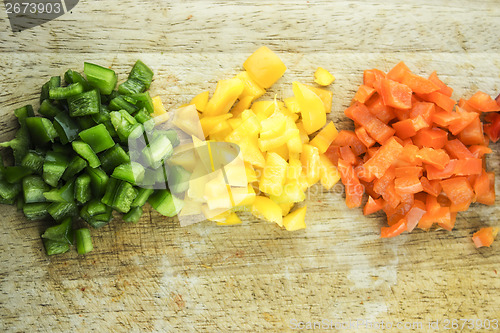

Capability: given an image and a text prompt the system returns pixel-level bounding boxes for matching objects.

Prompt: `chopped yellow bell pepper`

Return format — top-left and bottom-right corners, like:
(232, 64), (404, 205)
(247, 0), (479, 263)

(279, 202), (294, 216)
(268, 144), (289, 161)
(293, 82), (326, 134)
(231, 185), (256, 206)
(283, 205), (307, 231)
(245, 163), (258, 183)
(231, 95), (253, 118)
(306, 84), (333, 114)
(287, 158), (302, 181)
(217, 212), (242, 226)
(251, 195), (283, 226)
(301, 144), (321, 185)
(270, 181), (306, 204)
(319, 154), (341, 190)
(251, 100), (276, 122)
(284, 97), (300, 113)
(204, 78), (244, 116)
(236, 71), (266, 101)
(296, 121), (310, 144)
(310, 121), (339, 154)
(259, 152), (288, 196)
(152, 96), (167, 117)
(237, 136), (266, 169)
(200, 114), (233, 137)
(243, 46), (287, 89)
(189, 90), (210, 112)
(314, 67), (335, 86)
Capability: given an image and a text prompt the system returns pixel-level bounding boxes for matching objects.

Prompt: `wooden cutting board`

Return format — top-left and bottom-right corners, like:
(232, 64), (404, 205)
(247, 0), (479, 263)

(1, 1), (499, 332)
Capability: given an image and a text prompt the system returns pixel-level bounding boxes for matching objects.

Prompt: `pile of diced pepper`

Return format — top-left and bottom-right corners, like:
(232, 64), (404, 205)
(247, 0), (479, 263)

(179, 47), (341, 230)
(0, 60), (185, 255)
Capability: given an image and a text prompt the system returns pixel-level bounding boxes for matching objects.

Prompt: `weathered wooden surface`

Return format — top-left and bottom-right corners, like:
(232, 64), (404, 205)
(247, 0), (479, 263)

(0, 1), (499, 332)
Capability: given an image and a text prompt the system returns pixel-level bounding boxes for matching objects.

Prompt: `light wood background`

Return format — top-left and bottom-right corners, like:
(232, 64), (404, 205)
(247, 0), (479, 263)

(0, 1), (499, 332)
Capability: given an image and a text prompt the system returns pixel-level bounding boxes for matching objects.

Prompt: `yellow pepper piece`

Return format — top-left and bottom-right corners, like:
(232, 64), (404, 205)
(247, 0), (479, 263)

(283, 205), (307, 231)
(208, 126), (232, 142)
(251, 195), (283, 226)
(286, 158), (302, 181)
(260, 112), (287, 140)
(202, 205), (232, 221)
(217, 212), (242, 226)
(292, 82), (326, 134)
(268, 144), (289, 161)
(284, 97), (300, 113)
(200, 114), (233, 137)
(152, 96), (167, 117)
(245, 163), (258, 183)
(314, 67), (335, 86)
(270, 181), (306, 204)
(231, 96), (253, 118)
(227, 117), (243, 130)
(301, 144), (321, 185)
(319, 153), (341, 190)
(310, 121), (339, 154)
(238, 136), (266, 169)
(204, 78), (244, 116)
(251, 100), (275, 122)
(189, 90), (210, 112)
(306, 84), (333, 114)
(243, 46), (287, 89)
(279, 202), (294, 216)
(235, 71), (266, 101)
(204, 172), (233, 210)
(259, 152), (288, 196)
(231, 185), (256, 206)
(296, 121), (310, 144)
(225, 110), (261, 143)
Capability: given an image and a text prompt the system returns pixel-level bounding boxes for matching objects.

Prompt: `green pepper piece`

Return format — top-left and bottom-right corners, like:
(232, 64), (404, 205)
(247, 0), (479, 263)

(85, 167), (108, 197)
(74, 174), (91, 204)
(43, 151), (69, 187)
(40, 76), (61, 103)
(41, 216), (73, 244)
(4, 166), (33, 183)
(0, 180), (21, 201)
(131, 188), (154, 207)
(111, 162), (145, 185)
(72, 140), (100, 168)
(0, 105), (33, 164)
(62, 156), (87, 181)
(109, 95), (139, 114)
(23, 202), (50, 220)
(128, 60), (153, 89)
(47, 201), (78, 221)
(39, 100), (62, 118)
(84, 62), (117, 95)
(53, 112), (80, 144)
(75, 228), (93, 254)
(148, 189), (183, 217)
(78, 124), (115, 153)
(49, 82), (84, 100)
(101, 177), (120, 207)
(68, 89), (101, 117)
(23, 175), (50, 203)
(25, 117), (58, 146)
(43, 238), (70, 256)
(123, 206), (143, 223)
(118, 78), (146, 95)
(98, 143), (130, 173)
(64, 69), (92, 91)
(21, 151), (45, 174)
(43, 180), (75, 202)
(111, 181), (137, 213)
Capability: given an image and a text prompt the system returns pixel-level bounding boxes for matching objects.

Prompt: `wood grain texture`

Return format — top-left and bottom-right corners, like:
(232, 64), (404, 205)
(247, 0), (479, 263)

(0, 1), (499, 332)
